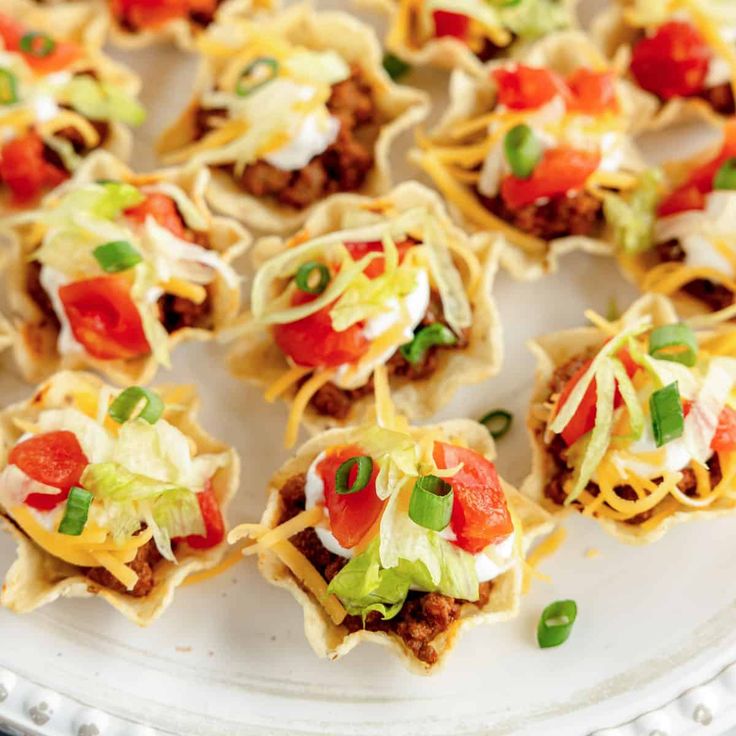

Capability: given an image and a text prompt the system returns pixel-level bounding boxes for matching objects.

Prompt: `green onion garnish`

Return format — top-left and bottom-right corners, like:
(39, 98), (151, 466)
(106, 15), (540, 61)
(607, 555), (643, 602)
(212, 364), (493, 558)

(236, 57), (280, 97)
(408, 474), (454, 532)
(503, 123), (542, 179)
(57, 486), (93, 536)
(479, 409), (513, 439)
(93, 240), (143, 273)
(295, 261), (330, 295)
(335, 455), (373, 495)
(537, 599), (577, 648)
(400, 323), (457, 365)
(19, 31), (56, 58)
(650, 382), (684, 447)
(382, 52), (411, 81)
(0, 69), (18, 106)
(648, 323), (698, 366)
(108, 386), (164, 425)
(714, 157), (736, 191)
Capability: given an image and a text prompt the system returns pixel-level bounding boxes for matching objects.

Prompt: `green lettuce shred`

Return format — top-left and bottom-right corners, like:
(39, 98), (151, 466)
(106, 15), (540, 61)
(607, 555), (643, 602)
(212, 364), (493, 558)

(64, 75), (146, 126)
(603, 169), (664, 255)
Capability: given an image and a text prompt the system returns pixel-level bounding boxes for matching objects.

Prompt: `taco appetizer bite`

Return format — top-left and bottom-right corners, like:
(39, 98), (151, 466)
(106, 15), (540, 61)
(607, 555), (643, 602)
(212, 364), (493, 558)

(412, 32), (650, 278)
(362, 0), (575, 74)
(616, 122), (736, 317)
(108, 0), (276, 50)
(525, 295), (736, 544)
(158, 3), (428, 233)
(230, 391), (552, 672)
(0, 0), (144, 211)
(593, 0), (736, 127)
(228, 182), (501, 445)
(3, 151), (247, 385)
(0, 371), (239, 624)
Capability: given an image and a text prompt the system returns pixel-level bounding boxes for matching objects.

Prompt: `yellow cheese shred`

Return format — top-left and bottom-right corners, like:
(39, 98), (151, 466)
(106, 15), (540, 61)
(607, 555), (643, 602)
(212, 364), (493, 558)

(230, 521), (346, 625)
(38, 111), (100, 148)
(264, 365), (313, 403)
(522, 526), (566, 594)
(641, 262), (736, 296)
(90, 551), (139, 591)
(373, 363), (395, 430)
(162, 279), (207, 304)
(241, 506), (324, 557)
(284, 369), (335, 448)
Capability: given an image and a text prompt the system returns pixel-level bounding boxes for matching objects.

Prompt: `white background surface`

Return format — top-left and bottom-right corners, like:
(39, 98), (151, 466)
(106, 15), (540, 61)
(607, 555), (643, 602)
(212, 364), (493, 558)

(2, 1), (736, 735)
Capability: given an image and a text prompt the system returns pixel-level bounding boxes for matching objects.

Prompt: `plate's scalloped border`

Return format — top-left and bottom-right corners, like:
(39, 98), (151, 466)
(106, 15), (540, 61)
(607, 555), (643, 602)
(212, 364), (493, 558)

(0, 667), (156, 736)
(3, 663), (736, 736)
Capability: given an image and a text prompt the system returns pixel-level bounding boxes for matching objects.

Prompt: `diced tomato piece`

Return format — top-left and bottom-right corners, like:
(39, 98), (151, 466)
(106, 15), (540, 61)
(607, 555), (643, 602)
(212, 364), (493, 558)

(58, 275), (150, 361)
(110, 0), (190, 28)
(0, 13), (81, 74)
(658, 184), (706, 216)
(0, 132), (68, 204)
(432, 10), (470, 40)
(273, 290), (369, 368)
(318, 445), (383, 549)
(9, 431), (89, 511)
(125, 193), (187, 239)
(566, 68), (618, 114)
(343, 239), (413, 280)
(630, 21), (711, 100)
(182, 481), (225, 549)
(500, 147), (600, 209)
(432, 441), (513, 554)
(556, 348), (639, 447)
(492, 65), (568, 110)
(712, 406), (736, 452)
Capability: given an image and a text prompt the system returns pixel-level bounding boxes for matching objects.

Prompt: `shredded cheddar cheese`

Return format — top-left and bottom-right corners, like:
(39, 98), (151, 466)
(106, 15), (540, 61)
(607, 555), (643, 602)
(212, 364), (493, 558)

(284, 369), (336, 448)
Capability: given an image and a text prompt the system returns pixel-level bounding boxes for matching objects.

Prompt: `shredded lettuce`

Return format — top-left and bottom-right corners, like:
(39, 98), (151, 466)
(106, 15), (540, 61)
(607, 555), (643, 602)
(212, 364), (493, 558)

(283, 49), (350, 87)
(360, 427), (420, 500)
(327, 536), (477, 621)
(42, 135), (82, 173)
(604, 169), (663, 255)
(567, 358), (616, 503)
(500, 0), (570, 39)
(610, 358), (644, 441)
(63, 75), (146, 126)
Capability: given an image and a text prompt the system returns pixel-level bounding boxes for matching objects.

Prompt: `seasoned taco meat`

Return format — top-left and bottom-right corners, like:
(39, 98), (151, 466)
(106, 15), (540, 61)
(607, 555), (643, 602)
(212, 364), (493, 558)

(157, 288), (214, 333)
(85, 537), (162, 597)
(477, 189), (604, 241)
(542, 351), (725, 524)
(306, 290), (470, 419)
(196, 67), (378, 209)
(114, 0), (222, 31)
(698, 82), (736, 116)
(655, 239), (735, 312)
(278, 474), (494, 665)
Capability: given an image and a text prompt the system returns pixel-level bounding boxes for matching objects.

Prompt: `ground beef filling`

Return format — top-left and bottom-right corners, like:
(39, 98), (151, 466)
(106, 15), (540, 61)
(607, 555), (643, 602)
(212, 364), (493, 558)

(194, 67), (378, 210)
(697, 82), (736, 116)
(542, 351), (724, 524)
(85, 537), (163, 597)
(477, 189), (604, 241)
(306, 290), (471, 420)
(655, 239), (735, 313)
(278, 473), (493, 666)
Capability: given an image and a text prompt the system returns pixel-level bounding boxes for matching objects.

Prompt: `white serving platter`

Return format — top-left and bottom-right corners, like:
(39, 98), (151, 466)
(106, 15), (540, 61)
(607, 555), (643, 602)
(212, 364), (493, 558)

(2, 2), (736, 735)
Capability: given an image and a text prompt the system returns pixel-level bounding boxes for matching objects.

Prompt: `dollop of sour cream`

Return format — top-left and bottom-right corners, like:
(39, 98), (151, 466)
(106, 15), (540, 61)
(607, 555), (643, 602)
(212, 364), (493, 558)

(304, 450), (517, 584)
(332, 269), (431, 391)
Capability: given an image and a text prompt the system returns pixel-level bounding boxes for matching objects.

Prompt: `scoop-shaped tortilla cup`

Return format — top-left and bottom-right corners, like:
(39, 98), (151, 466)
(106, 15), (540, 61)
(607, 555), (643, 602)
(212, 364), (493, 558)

(2, 151), (250, 386)
(0, 370), (240, 625)
(523, 293), (736, 544)
(227, 180), (502, 439)
(247, 418), (552, 674)
(158, 2), (429, 233)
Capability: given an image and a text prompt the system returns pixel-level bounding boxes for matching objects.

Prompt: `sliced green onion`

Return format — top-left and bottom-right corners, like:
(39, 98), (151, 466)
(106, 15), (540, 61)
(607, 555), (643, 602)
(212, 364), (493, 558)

(714, 157), (736, 191)
(57, 486), (93, 536)
(537, 599), (577, 648)
(93, 240), (142, 273)
(650, 382), (684, 447)
(480, 409), (513, 439)
(382, 52), (411, 81)
(236, 57), (280, 97)
(295, 261), (330, 295)
(108, 386), (164, 425)
(400, 323), (457, 365)
(408, 475), (454, 532)
(648, 323), (698, 366)
(19, 31), (56, 58)
(0, 69), (18, 106)
(335, 455), (374, 495)
(503, 123), (542, 179)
